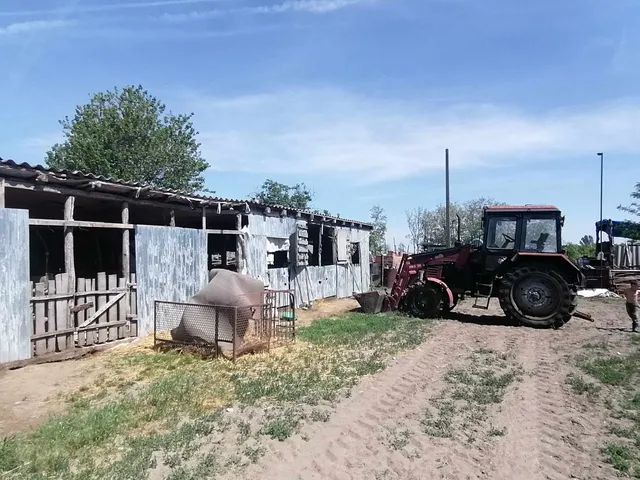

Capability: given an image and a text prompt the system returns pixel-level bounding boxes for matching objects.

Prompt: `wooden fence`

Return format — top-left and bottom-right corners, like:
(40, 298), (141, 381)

(30, 272), (138, 356)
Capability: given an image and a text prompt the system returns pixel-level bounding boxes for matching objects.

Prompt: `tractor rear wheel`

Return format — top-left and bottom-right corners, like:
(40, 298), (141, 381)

(404, 281), (443, 319)
(498, 264), (576, 328)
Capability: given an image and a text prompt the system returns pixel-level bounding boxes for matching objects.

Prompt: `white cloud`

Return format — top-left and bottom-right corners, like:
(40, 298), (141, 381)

(160, 0), (371, 21)
(0, 0), (231, 17)
(0, 19), (74, 36)
(180, 88), (640, 183)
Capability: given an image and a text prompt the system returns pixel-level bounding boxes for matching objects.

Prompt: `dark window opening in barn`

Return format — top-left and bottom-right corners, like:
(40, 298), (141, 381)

(350, 242), (361, 265)
(208, 234), (237, 271)
(74, 228), (125, 278)
(307, 224), (321, 266)
(321, 227), (335, 266)
(29, 226), (64, 282)
(267, 238), (289, 269)
(268, 251), (288, 269)
(6, 188), (65, 220)
(241, 215), (249, 228)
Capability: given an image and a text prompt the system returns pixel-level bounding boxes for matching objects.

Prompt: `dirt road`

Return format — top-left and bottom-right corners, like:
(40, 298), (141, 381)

(241, 298), (628, 480)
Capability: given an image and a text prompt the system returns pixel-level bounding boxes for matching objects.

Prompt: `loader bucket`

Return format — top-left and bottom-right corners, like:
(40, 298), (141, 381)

(354, 290), (386, 314)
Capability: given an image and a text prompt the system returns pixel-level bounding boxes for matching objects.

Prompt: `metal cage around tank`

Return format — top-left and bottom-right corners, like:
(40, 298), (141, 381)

(152, 289), (296, 361)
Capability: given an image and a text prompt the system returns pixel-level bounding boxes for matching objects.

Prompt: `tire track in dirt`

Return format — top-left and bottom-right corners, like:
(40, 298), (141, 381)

(238, 303), (618, 480)
(240, 321), (480, 480)
(488, 322), (613, 480)
(241, 320), (530, 480)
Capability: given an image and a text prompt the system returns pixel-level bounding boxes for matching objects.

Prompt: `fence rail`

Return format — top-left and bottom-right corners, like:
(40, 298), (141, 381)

(30, 272), (138, 356)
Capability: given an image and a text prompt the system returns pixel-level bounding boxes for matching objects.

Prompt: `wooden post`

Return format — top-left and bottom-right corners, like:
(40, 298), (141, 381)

(64, 196), (76, 292)
(0, 178), (5, 208)
(235, 214), (242, 273)
(121, 203), (130, 280)
(202, 206), (207, 230)
(169, 209), (176, 227)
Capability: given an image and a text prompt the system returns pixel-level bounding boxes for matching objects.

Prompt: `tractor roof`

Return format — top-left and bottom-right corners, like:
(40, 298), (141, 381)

(484, 205), (560, 213)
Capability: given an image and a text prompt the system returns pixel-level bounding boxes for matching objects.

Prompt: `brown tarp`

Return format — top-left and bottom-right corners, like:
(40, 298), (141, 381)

(171, 269), (265, 345)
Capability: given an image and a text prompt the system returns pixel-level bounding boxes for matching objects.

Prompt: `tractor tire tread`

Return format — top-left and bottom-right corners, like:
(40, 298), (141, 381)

(498, 263), (577, 329)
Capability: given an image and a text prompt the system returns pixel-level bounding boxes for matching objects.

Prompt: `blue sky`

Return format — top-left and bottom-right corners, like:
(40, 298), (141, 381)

(1, 0), (640, 247)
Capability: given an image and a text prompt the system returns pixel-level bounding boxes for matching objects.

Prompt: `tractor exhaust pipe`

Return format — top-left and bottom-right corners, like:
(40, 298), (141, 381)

(456, 214), (461, 245)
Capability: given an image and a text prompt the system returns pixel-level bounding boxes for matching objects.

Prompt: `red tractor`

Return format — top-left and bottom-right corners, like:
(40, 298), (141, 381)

(363, 205), (585, 328)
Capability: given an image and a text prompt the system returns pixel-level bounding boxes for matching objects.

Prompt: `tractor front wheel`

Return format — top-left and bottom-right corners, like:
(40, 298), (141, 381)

(498, 264), (576, 328)
(404, 282), (443, 319)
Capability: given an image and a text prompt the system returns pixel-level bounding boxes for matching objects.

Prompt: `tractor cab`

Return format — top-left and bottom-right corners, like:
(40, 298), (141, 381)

(480, 205), (564, 272)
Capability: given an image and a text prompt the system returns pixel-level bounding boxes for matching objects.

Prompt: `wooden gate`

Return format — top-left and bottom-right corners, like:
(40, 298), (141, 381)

(30, 271), (138, 356)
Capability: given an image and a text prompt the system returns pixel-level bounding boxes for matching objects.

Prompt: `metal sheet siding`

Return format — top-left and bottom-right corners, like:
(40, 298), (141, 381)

(243, 214), (371, 307)
(135, 226), (208, 336)
(614, 244), (640, 269)
(0, 208), (31, 363)
(248, 214), (298, 238)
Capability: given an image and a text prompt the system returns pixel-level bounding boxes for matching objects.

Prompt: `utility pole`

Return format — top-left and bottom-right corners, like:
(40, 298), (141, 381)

(445, 149), (451, 248)
(597, 152), (604, 288)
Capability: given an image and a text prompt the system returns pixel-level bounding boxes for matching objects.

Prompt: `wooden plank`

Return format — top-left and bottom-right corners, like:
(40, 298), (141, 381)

(31, 327), (75, 340)
(79, 292), (125, 329)
(46, 280), (56, 353)
(76, 279), (86, 347)
(70, 302), (93, 313)
(97, 273), (107, 343)
(31, 288), (128, 301)
(107, 274), (118, 340)
(206, 229), (242, 235)
(85, 278), (96, 346)
(122, 202), (130, 281)
(202, 206), (207, 230)
(29, 219), (134, 229)
(64, 196), (76, 292)
(0, 178), (5, 208)
(34, 283), (47, 355)
(55, 274), (69, 351)
(1, 338), (136, 372)
(130, 273), (137, 337)
(118, 277), (127, 339)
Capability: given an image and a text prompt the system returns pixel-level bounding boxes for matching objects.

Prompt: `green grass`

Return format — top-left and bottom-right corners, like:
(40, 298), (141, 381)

(0, 312), (431, 479)
(570, 338), (640, 477)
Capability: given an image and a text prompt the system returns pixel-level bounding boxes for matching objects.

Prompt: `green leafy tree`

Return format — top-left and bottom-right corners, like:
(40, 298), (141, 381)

(370, 204), (388, 255)
(253, 179), (313, 209)
(564, 243), (595, 261)
(46, 85), (209, 193)
(580, 235), (594, 246)
(617, 183), (640, 241)
(406, 197), (506, 248)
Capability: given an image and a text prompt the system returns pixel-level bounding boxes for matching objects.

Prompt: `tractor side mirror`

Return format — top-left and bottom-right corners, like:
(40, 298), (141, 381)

(560, 216), (565, 227)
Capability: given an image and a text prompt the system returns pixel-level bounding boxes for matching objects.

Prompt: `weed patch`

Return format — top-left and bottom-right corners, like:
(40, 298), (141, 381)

(570, 338), (640, 477)
(566, 373), (601, 398)
(422, 349), (521, 442)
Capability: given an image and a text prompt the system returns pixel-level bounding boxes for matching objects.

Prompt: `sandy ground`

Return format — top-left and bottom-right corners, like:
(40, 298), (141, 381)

(0, 295), (634, 480)
(240, 297), (632, 480)
(0, 297), (360, 438)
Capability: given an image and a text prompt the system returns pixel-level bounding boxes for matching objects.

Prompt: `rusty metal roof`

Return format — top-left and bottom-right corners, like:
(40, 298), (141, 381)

(0, 158), (373, 228)
(484, 205), (560, 212)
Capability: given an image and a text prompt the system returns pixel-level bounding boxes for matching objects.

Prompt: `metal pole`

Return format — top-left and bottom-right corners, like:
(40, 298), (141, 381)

(597, 152), (604, 288)
(445, 149), (451, 248)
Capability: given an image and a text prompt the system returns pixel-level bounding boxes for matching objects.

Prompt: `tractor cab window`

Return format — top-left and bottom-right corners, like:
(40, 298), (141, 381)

(486, 217), (517, 250)
(523, 218), (558, 253)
